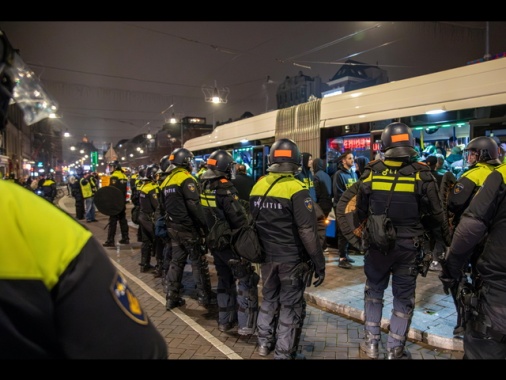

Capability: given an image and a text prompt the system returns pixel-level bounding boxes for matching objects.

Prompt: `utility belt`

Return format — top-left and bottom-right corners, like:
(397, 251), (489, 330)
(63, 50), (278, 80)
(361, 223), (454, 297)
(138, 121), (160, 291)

(167, 226), (197, 243)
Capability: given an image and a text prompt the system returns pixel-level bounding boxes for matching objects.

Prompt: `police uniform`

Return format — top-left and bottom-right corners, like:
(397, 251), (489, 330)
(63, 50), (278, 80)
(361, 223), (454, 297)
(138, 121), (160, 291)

(138, 173), (161, 273)
(0, 180), (168, 359)
(447, 162), (498, 226)
(159, 149), (213, 310)
(444, 163), (506, 359)
(352, 122), (445, 360)
(40, 176), (57, 204)
(103, 165), (130, 246)
(200, 150), (259, 335)
(254, 138), (325, 360)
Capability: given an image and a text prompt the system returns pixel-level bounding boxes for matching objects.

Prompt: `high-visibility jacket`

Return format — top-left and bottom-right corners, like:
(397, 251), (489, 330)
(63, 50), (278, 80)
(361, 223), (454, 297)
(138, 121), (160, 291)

(0, 180), (167, 359)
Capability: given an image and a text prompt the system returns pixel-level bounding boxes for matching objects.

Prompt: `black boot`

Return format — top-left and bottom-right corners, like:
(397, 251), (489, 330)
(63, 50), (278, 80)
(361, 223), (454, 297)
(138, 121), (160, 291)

(385, 346), (411, 360)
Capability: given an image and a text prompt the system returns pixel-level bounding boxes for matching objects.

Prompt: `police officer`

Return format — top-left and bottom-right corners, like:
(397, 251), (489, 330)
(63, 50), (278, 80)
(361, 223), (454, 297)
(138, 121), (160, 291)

(159, 147), (214, 310)
(441, 162), (506, 359)
(40, 173), (58, 204)
(0, 28), (167, 359)
(131, 164), (147, 243)
(103, 160), (130, 247)
(200, 150), (259, 335)
(445, 136), (501, 233)
(157, 155), (172, 289)
(253, 138), (325, 360)
(138, 164), (161, 273)
(351, 122), (445, 360)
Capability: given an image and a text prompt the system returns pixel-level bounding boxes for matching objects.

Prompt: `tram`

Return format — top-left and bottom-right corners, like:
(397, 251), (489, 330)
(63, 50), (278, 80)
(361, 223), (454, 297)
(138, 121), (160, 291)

(184, 57), (506, 242)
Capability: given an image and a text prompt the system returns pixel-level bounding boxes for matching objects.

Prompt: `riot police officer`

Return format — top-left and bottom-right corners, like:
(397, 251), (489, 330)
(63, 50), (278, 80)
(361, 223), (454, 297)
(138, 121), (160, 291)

(253, 138), (325, 360)
(138, 164), (162, 273)
(445, 136), (501, 232)
(441, 162), (506, 359)
(351, 122), (445, 359)
(200, 150), (259, 335)
(159, 147), (214, 310)
(103, 160), (130, 247)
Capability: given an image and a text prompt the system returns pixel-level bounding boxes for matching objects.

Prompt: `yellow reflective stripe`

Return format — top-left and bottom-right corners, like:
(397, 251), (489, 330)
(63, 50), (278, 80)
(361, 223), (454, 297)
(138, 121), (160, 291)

(371, 175), (415, 192)
(200, 193), (217, 207)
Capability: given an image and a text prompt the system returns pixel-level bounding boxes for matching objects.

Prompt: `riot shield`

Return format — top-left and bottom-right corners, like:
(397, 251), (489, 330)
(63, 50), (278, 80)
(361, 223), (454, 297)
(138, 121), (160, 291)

(94, 186), (124, 216)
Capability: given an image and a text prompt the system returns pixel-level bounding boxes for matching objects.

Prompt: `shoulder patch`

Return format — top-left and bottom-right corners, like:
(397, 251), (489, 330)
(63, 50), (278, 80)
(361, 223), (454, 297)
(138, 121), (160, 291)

(187, 182), (196, 192)
(304, 197), (314, 212)
(453, 182), (464, 194)
(111, 272), (149, 325)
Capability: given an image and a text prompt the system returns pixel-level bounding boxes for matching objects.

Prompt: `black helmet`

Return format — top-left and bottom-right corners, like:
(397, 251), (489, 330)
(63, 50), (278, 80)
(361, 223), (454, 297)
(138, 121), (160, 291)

(464, 136), (501, 165)
(380, 122), (417, 158)
(144, 164), (160, 180)
(267, 138), (302, 173)
(108, 160), (121, 171)
(201, 150), (235, 180)
(159, 155), (171, 172)
(166, 148), (194, 173)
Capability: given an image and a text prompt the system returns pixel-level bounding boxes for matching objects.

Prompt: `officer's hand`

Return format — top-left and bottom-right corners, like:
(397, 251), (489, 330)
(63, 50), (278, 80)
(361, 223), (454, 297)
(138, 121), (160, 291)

(438, 273), (456, 295)
(313, 271), (325, 287)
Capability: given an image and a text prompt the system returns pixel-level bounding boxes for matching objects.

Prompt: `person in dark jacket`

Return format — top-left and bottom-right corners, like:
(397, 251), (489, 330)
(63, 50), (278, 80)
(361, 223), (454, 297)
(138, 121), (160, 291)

(0, 28), (167, 359)
(312, 157), (333, 251)
(351, 122), (446, 360)
(231, 163), (255, 203)
(332, 150), (358, 268)
(253, 139), (325, 360)
(69, 172), (85, 220)
(441, 162), (506, 359)
(296, 152), (327, 252)
(354, 156), (370, 178)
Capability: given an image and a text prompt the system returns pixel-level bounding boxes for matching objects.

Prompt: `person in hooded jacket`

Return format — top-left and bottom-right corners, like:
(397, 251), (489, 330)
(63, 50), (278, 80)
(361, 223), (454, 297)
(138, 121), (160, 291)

(332, 150), (358, 268)
(296, 152), (327, 252)
(312, 157), (333, 250)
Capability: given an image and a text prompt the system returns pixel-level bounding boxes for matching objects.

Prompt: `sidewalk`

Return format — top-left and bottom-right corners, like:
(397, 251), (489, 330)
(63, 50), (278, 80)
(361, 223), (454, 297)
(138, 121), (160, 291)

(58, 195), (464, 353)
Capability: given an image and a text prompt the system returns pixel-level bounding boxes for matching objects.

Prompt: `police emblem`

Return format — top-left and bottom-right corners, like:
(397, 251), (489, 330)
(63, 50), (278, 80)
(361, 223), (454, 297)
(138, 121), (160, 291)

(304, 197), (314, 211)
(187, 182), (196, 192)
(453, 182), (464, 194)
(111, 272), (149, 325)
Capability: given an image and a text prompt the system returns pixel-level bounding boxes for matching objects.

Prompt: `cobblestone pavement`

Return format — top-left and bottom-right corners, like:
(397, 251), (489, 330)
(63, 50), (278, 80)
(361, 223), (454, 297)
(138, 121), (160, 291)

(58, 196), (464, 360)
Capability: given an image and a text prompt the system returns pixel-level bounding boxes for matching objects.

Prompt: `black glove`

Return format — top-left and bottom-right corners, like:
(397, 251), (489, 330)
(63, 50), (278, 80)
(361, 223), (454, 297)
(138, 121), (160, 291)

(313, 271), (325, 287)
(439, 273), (456, 295)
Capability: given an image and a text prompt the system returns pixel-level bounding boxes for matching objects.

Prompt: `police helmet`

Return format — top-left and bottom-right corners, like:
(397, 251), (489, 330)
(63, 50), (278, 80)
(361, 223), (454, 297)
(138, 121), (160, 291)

(201, 150), (235, 180)
(166, 148), (194, 173)
(464, 136), (501, 165)
(143, 164), (160, 181)
(380, 122), (418, 159)
(267, 138), (302, 173)
(108, 160), (122, 171)
(159, 155), (171, 172)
